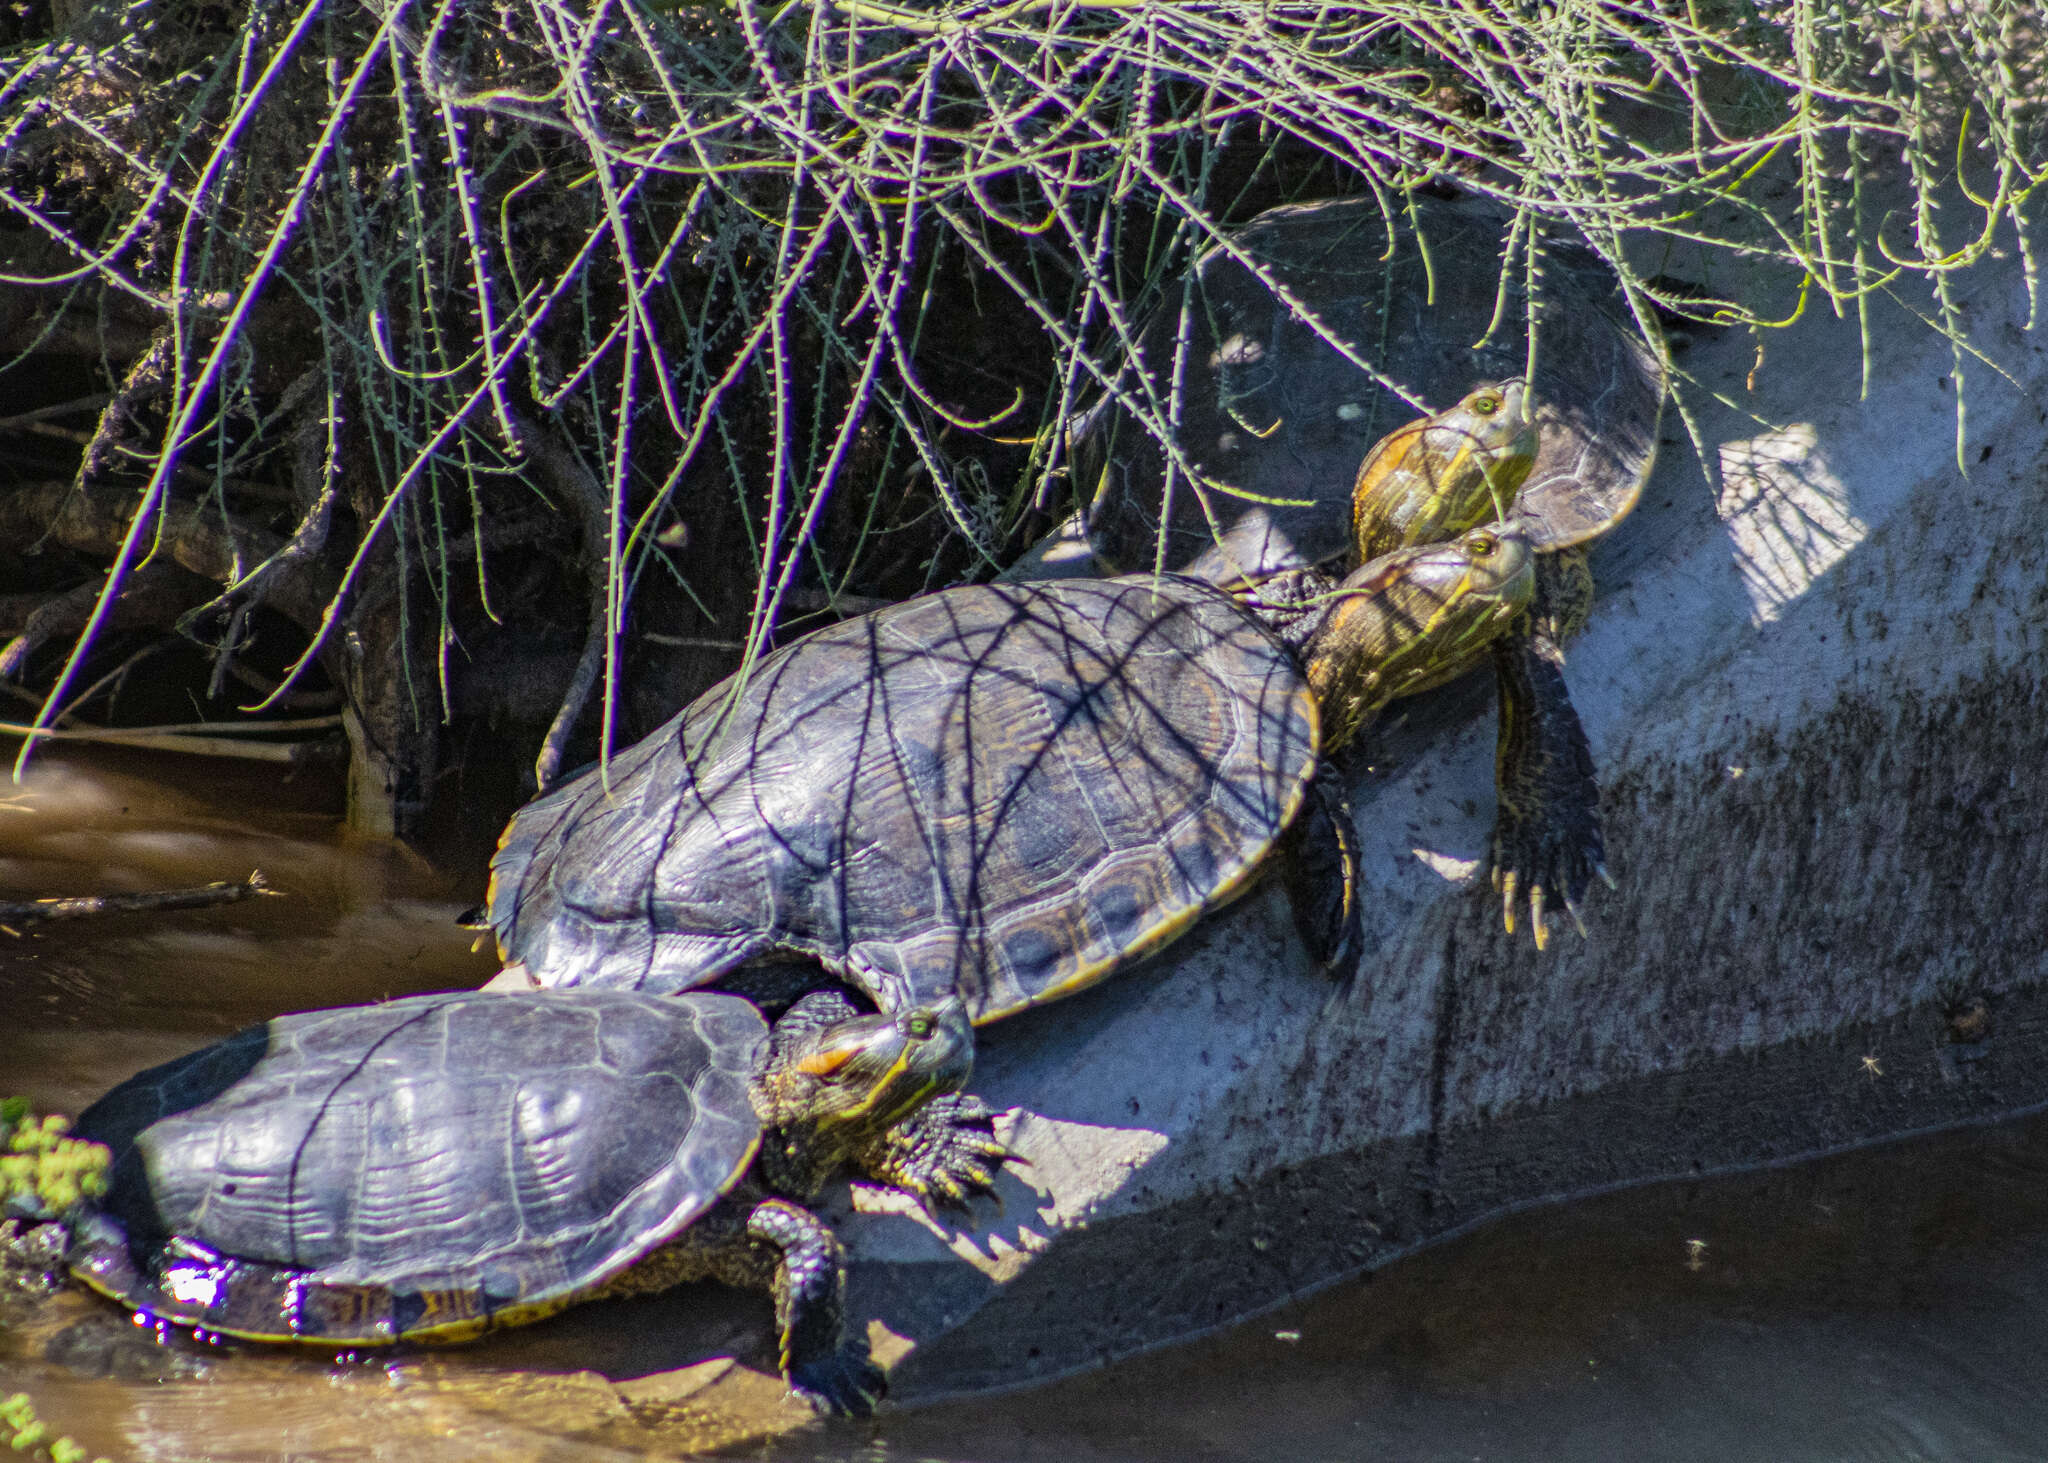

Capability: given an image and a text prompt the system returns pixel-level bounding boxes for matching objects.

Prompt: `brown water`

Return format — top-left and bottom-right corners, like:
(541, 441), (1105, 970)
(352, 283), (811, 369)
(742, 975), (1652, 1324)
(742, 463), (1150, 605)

(7, 749), (2048, 1463)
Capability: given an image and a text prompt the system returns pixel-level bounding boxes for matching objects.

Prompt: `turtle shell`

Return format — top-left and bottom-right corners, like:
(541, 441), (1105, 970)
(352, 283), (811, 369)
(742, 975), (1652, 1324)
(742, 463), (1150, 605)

(488, 575), (1318, 1023)
(67, 990), (765, 1345)
(1071, 192), (1665, 582)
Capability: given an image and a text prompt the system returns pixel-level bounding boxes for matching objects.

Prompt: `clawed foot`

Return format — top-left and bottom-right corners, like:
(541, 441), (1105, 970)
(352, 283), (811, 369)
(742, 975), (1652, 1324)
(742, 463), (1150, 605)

(1484, 621), (1608, 951)
(1482, 811), (1613, 950)
(788, 1346), (887, 1417)
(868, 1092), (1017, 1218)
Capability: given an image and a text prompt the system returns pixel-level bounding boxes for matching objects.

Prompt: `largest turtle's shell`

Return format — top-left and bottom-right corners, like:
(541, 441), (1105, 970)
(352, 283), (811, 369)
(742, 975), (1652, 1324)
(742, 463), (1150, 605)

(1072, 192), (1664, 582)
(68, 990), (765, 1344)
(488, 575), (1318, 1023)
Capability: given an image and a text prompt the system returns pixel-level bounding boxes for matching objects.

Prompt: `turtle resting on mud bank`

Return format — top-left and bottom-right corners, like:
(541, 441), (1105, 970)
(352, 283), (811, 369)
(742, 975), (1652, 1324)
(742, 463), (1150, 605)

(482, 426), (1554, 1085)
(1065, 194), (1666, 941)
(4, 987), (999, 1416)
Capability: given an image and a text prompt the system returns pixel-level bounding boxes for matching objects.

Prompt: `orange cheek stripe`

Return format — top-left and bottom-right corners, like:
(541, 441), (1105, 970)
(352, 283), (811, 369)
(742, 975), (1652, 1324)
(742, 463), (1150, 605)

(796, 1048), (857, 1076)
(1359, 428), (1419, 491)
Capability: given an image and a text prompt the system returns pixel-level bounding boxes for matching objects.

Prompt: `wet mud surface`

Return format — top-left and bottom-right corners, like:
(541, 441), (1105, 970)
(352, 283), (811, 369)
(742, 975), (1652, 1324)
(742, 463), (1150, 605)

(7, 749), (2048, 1462)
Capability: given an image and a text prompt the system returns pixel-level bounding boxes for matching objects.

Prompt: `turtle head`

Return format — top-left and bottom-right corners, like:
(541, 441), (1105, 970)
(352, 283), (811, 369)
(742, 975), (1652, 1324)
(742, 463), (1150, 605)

(1350, 380), (1538, 566)
(1303, 525), (1537, 749)
(760, 997), (974, 1152)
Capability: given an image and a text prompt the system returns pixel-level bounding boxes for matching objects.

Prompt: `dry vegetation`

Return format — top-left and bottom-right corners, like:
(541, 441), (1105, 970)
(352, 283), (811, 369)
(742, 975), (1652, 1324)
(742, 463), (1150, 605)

(0, 0), (2040, 841)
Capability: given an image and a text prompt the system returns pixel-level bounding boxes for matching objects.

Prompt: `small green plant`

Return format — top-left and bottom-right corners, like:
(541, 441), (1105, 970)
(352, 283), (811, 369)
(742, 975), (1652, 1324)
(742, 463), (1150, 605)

(0, 1101), (110, 1221)
(0, 1393), (109, 1463)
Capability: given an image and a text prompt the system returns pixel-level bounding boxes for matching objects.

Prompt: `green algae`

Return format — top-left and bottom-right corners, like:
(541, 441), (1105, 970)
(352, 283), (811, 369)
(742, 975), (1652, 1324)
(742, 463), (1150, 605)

(0, 1393), (107, 1463)
(0, 1101), (109, 1221)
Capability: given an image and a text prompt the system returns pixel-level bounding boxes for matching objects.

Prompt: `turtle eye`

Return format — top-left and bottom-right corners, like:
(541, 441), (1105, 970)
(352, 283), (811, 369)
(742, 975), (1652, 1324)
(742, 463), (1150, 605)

(1470, 390), (1501, 415)
(906, 1012), (937, 1040)
(1465, 531), (1498, 557)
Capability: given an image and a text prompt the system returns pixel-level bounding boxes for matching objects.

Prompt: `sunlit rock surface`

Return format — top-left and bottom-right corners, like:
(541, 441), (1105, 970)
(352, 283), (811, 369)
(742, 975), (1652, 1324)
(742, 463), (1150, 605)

(817, 250), (2048, 1407)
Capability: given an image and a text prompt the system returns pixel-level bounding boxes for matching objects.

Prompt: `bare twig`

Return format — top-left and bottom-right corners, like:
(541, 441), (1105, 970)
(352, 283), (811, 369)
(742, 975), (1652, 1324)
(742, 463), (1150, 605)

(0, 871), (278, 931)
(780, 588), (894, 618)
(0, 561), (202, 681)
(516, 420), (613, 794)
(642, 633), (748, 651)
(0, 715), (342, 735)
(52, 640), (179, 725)
(224, 659), (342, 710)
(0, 718), (343, 763)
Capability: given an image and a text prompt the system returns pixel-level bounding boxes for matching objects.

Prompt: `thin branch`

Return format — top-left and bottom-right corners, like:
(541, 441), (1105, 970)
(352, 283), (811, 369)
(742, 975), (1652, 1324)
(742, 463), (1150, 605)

(0, 871), (279, 931)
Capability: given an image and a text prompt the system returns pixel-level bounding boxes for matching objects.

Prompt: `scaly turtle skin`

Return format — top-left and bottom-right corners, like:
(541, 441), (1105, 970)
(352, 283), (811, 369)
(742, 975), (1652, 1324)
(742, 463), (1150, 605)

(62, 988), (989, 1416)
(486, 530), (1533, 1044)
(1068, 194), (1665, 945)
(1341, 376), (1614, 942)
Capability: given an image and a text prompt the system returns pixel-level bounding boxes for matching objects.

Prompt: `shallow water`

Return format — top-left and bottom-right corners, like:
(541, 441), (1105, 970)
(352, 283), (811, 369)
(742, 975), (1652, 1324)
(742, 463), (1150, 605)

(7, 749), (2048, 1463)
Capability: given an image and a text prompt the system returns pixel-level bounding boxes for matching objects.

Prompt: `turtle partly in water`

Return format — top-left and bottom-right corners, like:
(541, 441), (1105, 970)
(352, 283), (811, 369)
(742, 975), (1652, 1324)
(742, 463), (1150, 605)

(55, 987), (986, 1415)
(483, 523), (1535, 1065)
(1066, 193), (1666, 943)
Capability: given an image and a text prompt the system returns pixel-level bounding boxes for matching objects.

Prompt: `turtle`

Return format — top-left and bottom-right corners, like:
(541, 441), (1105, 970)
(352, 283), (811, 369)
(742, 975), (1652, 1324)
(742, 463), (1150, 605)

(57, 985), (988, 1416)
(1340, 375), (1615, 942)
(482, 523), (1535, 1054)
(1068, 191), (1662, 590)
(1063, 192), (1666, 943)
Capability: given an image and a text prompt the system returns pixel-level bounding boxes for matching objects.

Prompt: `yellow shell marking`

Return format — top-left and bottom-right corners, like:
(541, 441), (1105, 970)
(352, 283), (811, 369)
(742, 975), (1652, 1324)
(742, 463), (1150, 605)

(986, 678), (1322, 1019)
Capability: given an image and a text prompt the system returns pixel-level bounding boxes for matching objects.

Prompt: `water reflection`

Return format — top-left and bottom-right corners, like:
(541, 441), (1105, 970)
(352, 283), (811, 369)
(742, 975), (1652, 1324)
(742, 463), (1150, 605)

(790, 1114), (2048, 1463)
(4, 747), (498, 1114)
(8, 750), (2048, 1462)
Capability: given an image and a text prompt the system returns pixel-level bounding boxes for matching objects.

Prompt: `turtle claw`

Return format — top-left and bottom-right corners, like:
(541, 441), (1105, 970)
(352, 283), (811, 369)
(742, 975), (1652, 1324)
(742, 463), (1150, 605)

(1484, 616), (1609, 948)
(789, 1349), (887, 1418)
(866, 1093), (1015, 1217)
(913, 1166), (985, 1220)
(1484, 816), (1603, 949)
(925, 1168), (1009, 1224)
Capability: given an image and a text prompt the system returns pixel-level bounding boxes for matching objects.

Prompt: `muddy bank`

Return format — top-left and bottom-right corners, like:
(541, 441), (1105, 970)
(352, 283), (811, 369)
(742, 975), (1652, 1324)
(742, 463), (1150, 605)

(807, 245), (2048, 1408)
(7, 251), (2048, 1449)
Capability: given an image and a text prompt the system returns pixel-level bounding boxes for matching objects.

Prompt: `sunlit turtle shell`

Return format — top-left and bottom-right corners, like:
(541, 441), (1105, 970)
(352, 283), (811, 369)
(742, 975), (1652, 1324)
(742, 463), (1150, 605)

(487, 574), (1320, 1023)
(67, 991), (764, 1344)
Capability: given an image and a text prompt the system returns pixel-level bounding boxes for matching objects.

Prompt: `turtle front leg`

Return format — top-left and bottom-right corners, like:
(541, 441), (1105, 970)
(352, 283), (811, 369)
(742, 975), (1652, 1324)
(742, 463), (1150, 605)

(1484, 614), (1608, 949)
(1277, 763), (1363, 974)
(855, 1093), (1014, 1215)
(755, 986), (1007, 1214)
(747, 1197), (886, 1417)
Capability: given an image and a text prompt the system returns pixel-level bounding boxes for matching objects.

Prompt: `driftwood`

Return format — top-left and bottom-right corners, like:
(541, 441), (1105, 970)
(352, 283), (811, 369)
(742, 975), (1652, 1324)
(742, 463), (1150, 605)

(0, 718), (343, 764)
(0, 871), (276, 932)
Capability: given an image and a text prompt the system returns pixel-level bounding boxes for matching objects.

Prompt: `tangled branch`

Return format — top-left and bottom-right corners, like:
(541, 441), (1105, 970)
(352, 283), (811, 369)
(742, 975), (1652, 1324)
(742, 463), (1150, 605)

(0, 0), (2039, 833)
